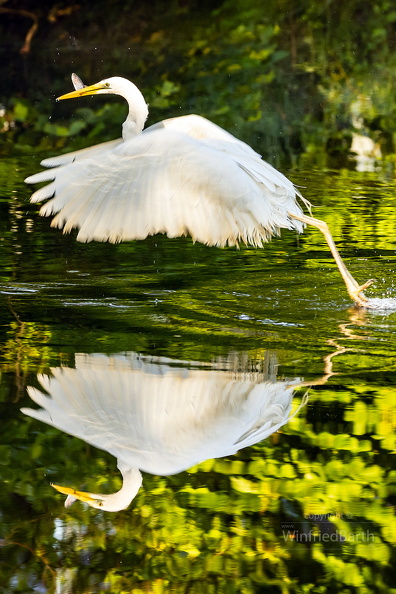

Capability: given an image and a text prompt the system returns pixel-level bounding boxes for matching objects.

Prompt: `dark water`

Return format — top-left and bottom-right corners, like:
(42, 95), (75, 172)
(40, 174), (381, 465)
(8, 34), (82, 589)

(0, 156), (395, 593)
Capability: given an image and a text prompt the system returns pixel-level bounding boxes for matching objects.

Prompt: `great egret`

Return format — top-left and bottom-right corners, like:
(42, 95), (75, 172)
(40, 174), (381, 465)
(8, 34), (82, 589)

(22, 351), (307, 512)
(25, 74), (374, 307)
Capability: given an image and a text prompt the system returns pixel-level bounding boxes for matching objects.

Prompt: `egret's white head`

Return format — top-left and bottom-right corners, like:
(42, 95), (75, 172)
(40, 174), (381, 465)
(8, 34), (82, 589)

(57, 76), (141, 100)
(57, 75), (149, 139)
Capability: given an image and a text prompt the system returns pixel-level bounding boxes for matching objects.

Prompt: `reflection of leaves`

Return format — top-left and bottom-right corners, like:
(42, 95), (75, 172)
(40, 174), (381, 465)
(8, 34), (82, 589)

(2, 371), (396, 592)
(230, 476), (259, 494)
(2, 320), (52, 374)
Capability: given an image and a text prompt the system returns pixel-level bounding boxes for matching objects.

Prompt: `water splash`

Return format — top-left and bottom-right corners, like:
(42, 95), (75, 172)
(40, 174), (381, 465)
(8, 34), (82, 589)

(366, 297), (396, 311)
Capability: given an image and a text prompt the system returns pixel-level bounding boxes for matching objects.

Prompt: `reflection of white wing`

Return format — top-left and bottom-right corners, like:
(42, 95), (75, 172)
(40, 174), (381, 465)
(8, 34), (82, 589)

(23, 352), (302, 476)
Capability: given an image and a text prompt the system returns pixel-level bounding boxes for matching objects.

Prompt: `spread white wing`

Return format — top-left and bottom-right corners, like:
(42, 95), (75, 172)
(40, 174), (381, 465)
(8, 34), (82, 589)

(26, 115), (307, 245)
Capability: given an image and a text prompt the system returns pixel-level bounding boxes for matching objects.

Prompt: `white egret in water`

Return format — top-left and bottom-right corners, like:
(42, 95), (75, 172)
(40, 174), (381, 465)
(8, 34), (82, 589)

(25, 74), (374, 307)
(22, 352), (307, 512)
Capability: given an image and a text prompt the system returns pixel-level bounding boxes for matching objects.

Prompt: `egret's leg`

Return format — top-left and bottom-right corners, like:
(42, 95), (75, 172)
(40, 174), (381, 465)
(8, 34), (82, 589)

(289, 213), (374, 307)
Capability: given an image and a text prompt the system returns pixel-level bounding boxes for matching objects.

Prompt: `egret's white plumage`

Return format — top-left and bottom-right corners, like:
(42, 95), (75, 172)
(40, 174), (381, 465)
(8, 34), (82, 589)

(25, 74), (374, 305)
(22, 352), (306, 512)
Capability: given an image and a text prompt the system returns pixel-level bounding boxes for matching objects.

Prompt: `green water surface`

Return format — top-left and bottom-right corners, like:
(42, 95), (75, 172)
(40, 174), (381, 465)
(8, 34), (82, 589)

(0, 157), (395, 593)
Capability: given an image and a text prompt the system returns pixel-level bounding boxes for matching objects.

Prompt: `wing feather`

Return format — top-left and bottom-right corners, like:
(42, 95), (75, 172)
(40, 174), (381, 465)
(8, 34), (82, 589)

(40, 138), (123, 167)
(26, 115), (307, 245)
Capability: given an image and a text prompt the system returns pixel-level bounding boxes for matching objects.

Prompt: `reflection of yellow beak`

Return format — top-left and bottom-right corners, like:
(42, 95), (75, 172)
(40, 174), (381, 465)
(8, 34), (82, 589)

(57, 82), (108, 101)
(51, 483), (98, 505)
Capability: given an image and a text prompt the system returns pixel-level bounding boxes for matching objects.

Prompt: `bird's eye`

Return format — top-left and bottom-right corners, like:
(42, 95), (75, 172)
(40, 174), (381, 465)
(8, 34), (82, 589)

(104, 83), (111, 88)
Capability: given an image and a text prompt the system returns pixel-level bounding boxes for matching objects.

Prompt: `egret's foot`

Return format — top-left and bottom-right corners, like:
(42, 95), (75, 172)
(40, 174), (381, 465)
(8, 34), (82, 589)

(349, 279), (375, 307)
(358, 279), (375, 292)
(288, 213), (377, 308)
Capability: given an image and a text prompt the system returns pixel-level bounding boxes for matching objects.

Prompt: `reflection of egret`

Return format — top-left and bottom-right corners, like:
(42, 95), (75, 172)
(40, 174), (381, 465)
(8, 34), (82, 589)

(25, 74), (374, 307)
(350, 133), (381, 172)
(22, 352), (307, 512)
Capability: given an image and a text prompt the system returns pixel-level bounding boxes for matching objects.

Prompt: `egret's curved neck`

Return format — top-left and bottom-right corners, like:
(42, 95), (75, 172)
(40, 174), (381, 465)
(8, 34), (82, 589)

(106, 464), (142, 511)
(120, 82), (149, 141)
(92, 464), (142, 511)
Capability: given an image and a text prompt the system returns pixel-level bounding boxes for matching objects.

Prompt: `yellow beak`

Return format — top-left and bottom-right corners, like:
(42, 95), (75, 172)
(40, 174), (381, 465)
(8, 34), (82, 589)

(57, 82), (108, 101)
(51, 483), (99, 505)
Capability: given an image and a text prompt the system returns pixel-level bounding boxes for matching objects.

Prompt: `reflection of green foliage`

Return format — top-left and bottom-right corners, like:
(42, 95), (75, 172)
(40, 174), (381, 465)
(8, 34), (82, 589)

(1, 378), (395, 592)
(2, 320), (52, 374)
